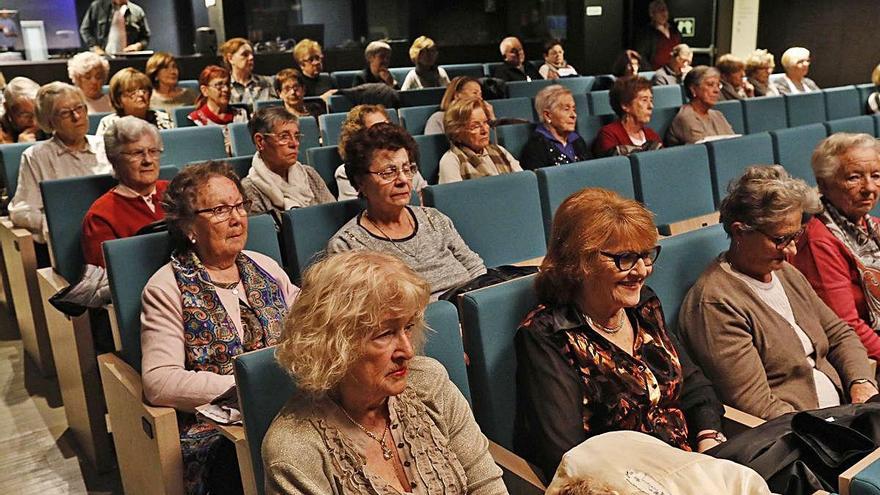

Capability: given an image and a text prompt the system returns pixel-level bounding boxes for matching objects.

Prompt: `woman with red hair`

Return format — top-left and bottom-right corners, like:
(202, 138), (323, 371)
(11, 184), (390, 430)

(188, 65), (248, 127)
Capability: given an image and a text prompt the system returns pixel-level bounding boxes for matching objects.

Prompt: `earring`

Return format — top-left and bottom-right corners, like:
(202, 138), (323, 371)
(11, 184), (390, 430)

(189, 236), (196, 245)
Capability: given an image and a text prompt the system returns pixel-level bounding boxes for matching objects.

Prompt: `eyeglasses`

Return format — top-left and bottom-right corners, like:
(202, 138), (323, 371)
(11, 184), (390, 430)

(752, 225), (805, 250)
(600, 246), (662, 272)
(280, 84), (304, 93)
(120, 147), (163, 160)
(55, 104), (87, 120)
(195, 200), (253, 221)
(262, 132), (302, 145)
(11, 110), (35, 120)
(123, 88), (149, 98)
(368, 163), (419, 182)
(207, 82), (231, 90)
(303, 55), (323, 64)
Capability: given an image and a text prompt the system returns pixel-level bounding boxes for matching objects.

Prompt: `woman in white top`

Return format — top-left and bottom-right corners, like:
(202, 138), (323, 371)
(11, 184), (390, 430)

(67, 51), (112, 114)
(424, 76), (495, 136)
(539, 39), (578, 80)
(867, 63), (880, 114)
(400, 36), (450, 91)
(774, 46), (820, 95)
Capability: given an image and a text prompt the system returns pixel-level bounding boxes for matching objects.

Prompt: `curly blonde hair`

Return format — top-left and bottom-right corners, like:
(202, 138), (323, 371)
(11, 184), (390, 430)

(337, 104), (388, 160)
(276, 251), (431, 395)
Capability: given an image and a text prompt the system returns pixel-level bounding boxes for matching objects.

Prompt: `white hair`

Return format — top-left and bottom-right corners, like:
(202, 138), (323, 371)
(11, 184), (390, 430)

(812, 133), (880, 185)
(780, 47), (810, 70)
(104, 115), (162, 164)
(67, 51), (110, 82)
(35, 82), (85, 133)
(499, 36), (520, 55)
(3, 77), (39, 113)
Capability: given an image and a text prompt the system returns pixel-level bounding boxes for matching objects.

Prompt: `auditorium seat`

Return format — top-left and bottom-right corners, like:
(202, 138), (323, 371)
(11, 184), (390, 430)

(328, 93), (354, 113)
(399, 87), (446, 107)
(388, 67), (412, 84)
(171, 105), (196, 128)
(441, 63), (485, 79)
(318, 108), (399, 146)
(587, 90), (613, 116)
(304, 145), (343, 197)
(857, 83), (874, 114)
(556, 76), (596, 95)
(99, 214), (280, 495)
(398, 104), (440, 135)
(280, 199), (364, 282)
(88, 111), (111, 134)
(507, 79), (555, 99)
(483, 62), (505, 78)
(742, 95), (787, 134)
(875, 114), (880, 138)
(630, 145), (717, 235)
(254, 98), (283, 111)
(204, 155), (253, 179)
(422, 172), (546, 267)
(329, 69), (361, 89)
(784, 92), (827, 127)
(159, 126), (227, 166)
(0, 142), (34, 205)
(824, 85), (862, 120)
(705, 133), (775, 206)
(770, 124), (828, 186)
(496, 123), (535, 160)
(652, 84), (684, 109)
(638, 70), (656, 81)
(177, 79), (199, 92)
(714, 100), (745, 135)
(489, 97), (535, 122)
(647, 106), (680, 139)
(824, 115), (875, 136)
(535, 156), (635, 239)
(576, 114), (608, 150)
(413, 133), (449, 185)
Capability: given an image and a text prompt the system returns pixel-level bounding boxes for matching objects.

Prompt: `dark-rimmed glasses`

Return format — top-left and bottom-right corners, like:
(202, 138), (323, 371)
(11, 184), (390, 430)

(600, 246), (662, 271)
(752, 225), (805, 250)
(55, 104), (87, 120)
(195, 200), (253, 221)
(369, 163), (419, 182)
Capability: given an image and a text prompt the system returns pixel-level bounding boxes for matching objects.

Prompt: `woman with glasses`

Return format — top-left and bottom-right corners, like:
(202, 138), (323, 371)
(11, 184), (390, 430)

(515, 187), (727, 480)
(292, 38), (336, 98)
(67, 51), (112, 113)
(188, 65), (248, 127)
(241, 106), (333, 221)
(95, 68), (174, 136)
(744, 49), (779, 97)
(145, 52), (198, 114)
(774, 47), (819, 95)
(438, 97), (522, 183)
(679, 165), (876, 421)
(141, 160), (299, 495)
(327, 123), (485, 299)
(273, 68), (325, 119)
(666, 65), (736, 146)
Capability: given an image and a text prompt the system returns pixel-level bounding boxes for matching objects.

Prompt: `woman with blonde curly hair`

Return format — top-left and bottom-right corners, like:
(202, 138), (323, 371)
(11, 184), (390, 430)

(67, 51), (112, 113)
(264, 250), (505, 495)
(400, 35), (450, 90)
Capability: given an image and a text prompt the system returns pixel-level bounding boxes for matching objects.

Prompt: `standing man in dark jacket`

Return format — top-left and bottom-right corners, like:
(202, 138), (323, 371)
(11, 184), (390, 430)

(80, 0), (150, 56)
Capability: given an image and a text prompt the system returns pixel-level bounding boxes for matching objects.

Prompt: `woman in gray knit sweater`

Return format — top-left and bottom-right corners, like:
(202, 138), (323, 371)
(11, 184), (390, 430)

(327, 123), (486, 299)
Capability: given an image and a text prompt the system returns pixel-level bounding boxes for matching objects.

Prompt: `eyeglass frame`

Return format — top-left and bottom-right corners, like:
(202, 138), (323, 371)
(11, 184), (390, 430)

(367, 163), (420, 183)
(599, 246), (662, 272)
(119, 147), (164, 161)
(749, 224), (805, 250)
(122, 88), (150, 98)
(260, 131), (303, 146)
(194, 199), (253, 221)
(54, 103), (88, 120)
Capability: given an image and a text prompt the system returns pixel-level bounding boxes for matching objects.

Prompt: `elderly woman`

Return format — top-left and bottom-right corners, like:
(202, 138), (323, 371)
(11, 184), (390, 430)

(67, 51), (112, 113)
(353, 41), (396, 88)
(424, 76), (494, 135)
(439, 98), (522, 183)
(679, 165), (877, 420)
(593, 76), (663, 157)
(666, 66), (736, 146)
(335, 104), (427, 200)
(401, 36), (450, 90)
(264, 251), (505, 494)
(745, 49), (779, 97)
(242, 106), (333, 219)
(9, 82), (111, 243)
(0, 77), (47, 144)
(792, 134), (880, 360)
(717, 54), (754, 101)
(146, 52), (198, 114)
(774, 46), (820, 95)
(188, 65), (249, 127)
(292, 38), (335, 98)
(95, 68), (174, 136)
(652, 44), (692, 86)
(636, 0), (681, 69)
(539, 39), (578, 80)
(867, 64), (880, 113)
(327, 123), (485, 298)
(515, 187), (726, 480)
(520, 85), (589, 169)
(141, 161), (298, 494)
(81, 116), (167, 267)
(273, 68), (324, 119)
(611, 49), (642, 78)
(220, 37), (276, 107)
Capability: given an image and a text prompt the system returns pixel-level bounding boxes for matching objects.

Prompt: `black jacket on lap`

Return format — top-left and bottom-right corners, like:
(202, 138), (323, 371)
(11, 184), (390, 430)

(519, 130), (590, 170)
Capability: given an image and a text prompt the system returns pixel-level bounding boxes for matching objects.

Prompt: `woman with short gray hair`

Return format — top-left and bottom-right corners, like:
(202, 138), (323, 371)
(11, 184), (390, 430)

(520, 84), (589, 170)
(67, 51), (112, 113)
(353, 40), (396, 88)
(0, 76), (46, 143)
(81, 116), (167, 267)
(679, 165), (877, 420)
(775, 46), (819, 95)
(792, 133), (880, 359)
(666, 65), (736, 145)
(8, 82), (110, 243)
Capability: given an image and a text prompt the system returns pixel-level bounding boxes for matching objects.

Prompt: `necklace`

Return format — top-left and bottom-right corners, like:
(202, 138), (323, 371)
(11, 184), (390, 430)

(339, 406), (394, 461)
(363, 210), (415, 258)
(212, 279), (241, 296)
(582, 308), (625, 334)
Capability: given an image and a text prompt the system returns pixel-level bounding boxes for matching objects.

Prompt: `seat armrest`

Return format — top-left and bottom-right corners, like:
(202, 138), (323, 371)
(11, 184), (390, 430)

(488, 440), (546, 494)
(839, 446), (880, 495)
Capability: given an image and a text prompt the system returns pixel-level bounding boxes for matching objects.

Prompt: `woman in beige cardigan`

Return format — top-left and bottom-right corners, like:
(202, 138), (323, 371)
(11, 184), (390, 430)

(679, 165), (878, 420)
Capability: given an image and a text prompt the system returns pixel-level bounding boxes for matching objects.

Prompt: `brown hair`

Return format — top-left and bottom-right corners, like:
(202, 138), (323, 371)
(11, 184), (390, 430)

(343, 123), (419, 192)
(440, 76), (481, 111)
(219, 37), (252, 71)
(337, 104), (388, 160)
(194, 65), (229, 108)
(145, 51), (177, 88)
(609, 76), (653, 117)
(274, 68), (305, 94)
(108, 67), (152, 114)
(443, 97), (492, 145)
(716, 54), (745, 76)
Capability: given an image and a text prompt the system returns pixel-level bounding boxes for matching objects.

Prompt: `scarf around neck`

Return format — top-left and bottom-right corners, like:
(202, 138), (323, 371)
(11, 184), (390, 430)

(248, 153), (315, 210)
(448, 142), (513, 180)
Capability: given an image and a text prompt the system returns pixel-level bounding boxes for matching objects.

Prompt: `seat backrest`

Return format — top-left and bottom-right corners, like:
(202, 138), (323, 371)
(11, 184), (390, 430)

(42, 166), (178, 282)
(647, 106), (680, 139)
(328, 93), (354, 113)
(205, 155), (253, 179)
(489, 97), (535, 122)
(89, 112), (112, 134)
(857, 83), (874, 114)
(399, 87), (446, 108)
(441, 63), (485, 79)
(330, 70), (361, 89)
(556, 76), (596, 95)
(652, 84), (684, 109)
(0, 142), (35, 199)
(413, 133), (449, 185)
(535, 156), (634, 240)
(784, 92), (827, 127)
(770, 123), (828, 186)
(483, 62), (505, 78)
(507, 79), (554, 99)
(704, 133), (775, 207)
(319, 108), (399, 146)
(651, 224), (728, 333)
(422, 172), (546, 267)
(398, 104), (440, 135)
(178, 80), (199, 92)
(588, 90), (613, 116)
(714, 99), (745, 135)
(575, 114), (608, 151)
(297, 116), (321, 153)
(875, 114), (880, 138)
(460, 275), (538, 449)
(630, 145), (714, 235)
(304, 145), (342, 197)
(279, 199), (363, 282)
(171, 106), (197, 128)
(254, 99), (283, 111)
(742, 95), (787, 134)
(638, 70), (656, 80)
(423, 299), (471, 403)
(103, 213), (282, 370)
(824, 115), (876, 136)
(159, 126), (227, 166)
(389, 67), (413, 84)
(228, 122), (255, 157)
(496, 123), (535, 161)
(824, 85), (861, 120)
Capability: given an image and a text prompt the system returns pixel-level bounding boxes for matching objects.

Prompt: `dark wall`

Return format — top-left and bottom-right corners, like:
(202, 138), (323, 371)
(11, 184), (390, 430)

(757, 0), (878, 88)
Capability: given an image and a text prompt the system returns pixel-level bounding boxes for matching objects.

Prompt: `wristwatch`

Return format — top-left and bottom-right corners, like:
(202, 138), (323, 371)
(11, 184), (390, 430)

(696, 430), (727, 444)
(851, 378), (872, 386)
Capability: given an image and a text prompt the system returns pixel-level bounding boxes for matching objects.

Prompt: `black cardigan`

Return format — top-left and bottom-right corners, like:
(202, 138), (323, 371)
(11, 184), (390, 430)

(519, 130), (590, 171)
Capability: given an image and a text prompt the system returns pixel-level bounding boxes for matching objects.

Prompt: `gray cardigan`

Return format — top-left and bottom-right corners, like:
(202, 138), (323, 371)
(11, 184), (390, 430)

(242, 165), (335, 216)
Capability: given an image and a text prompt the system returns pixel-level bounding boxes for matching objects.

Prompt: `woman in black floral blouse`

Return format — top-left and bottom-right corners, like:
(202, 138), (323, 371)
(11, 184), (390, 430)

(514, 187), (726, 480)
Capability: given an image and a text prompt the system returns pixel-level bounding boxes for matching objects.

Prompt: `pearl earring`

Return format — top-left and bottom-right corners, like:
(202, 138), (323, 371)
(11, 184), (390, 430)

(189, 237), (196, 245)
